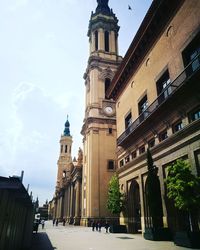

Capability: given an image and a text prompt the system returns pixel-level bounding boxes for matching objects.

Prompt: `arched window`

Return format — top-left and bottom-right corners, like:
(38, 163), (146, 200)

(95, 30), (98, 51)
(105, 78), (111, 99)
(105, 31), (109, 52)
(63, 171), (66, 178)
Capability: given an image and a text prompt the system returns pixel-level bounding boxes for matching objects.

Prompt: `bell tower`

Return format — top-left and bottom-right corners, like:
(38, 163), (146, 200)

(81, 0), (122, 225)
(55, 116), (73, 219)
(57, 116), (73, 184)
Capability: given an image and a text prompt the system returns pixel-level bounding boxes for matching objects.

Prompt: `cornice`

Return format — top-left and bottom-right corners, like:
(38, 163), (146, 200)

(117, 132), (200, 178)
(81, 116), (116, 135)
(88, 13), (119, 37)
(83, 55), (122, 80)
(107, 0), (185, 100)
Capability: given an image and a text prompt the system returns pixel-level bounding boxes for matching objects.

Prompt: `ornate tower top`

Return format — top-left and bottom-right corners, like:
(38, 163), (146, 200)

(96, 0), (110, 15)
(63, 115), (70, 136)
(88, 0), (119, 38)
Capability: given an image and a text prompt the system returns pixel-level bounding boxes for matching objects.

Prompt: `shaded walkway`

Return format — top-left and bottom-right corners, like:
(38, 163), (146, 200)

(29, 232), (56, 250)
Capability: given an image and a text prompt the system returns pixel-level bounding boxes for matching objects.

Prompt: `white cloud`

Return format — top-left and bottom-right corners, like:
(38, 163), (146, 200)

(16, 0), (28, 6)
(8, 0), (29, 11)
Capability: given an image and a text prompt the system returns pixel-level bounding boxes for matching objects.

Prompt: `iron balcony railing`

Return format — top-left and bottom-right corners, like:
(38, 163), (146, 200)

(117, 53), (200, 146)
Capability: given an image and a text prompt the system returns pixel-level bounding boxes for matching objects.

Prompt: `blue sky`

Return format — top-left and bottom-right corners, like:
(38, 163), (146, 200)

(0, 0), (152, 206)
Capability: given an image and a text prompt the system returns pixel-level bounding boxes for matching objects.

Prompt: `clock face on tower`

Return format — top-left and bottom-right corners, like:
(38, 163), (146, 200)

(104, 106), (114, 115)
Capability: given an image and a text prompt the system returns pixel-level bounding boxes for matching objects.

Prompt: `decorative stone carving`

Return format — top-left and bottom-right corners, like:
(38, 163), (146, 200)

(77, 148), (83, 165)
(99, 66), (115, 81)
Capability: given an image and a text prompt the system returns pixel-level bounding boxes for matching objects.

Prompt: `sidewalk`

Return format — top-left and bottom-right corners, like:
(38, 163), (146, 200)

(29, 221), (198, 250)
(30, 232), (55, 250)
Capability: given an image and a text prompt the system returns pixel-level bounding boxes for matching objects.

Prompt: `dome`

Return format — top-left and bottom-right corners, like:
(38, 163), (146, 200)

(64, 116), (70, 136)
(96, 0), (110, 15)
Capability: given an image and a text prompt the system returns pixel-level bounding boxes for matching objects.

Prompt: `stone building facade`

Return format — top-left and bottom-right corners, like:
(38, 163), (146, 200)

(107, 0), (200, 233)
(81, 0), (122, 225)
(53, 118), (83, 225)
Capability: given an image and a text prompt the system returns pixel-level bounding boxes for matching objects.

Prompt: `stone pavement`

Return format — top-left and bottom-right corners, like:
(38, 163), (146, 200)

(30, 221), (198, 250)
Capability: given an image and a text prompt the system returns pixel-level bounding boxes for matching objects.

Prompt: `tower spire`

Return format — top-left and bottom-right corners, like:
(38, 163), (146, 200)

(96, 0), (110, 15)
(64, 115), (70, 136)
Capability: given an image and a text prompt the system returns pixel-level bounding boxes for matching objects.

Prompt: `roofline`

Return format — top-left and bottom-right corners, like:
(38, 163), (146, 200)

(107, 0), (185, 100)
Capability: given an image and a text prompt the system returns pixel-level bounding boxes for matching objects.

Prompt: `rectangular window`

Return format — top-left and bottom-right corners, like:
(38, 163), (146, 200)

(65, 145), (68, 153)
(108, 128), (112, 134)
(182, 32), (200, 74)
(125, 112), (132, 129)
(61, 145), (63, 153)
(139, 145), (145, 155)
(104, 31), (109, 52)
(159, 130), (168, 142)
(148, 138), (155, 148)
(138, 95), (149, 122)
(189, 106), (200, 122)
(95, 30), (98, 51)
(138, 95), (148, 115)
(125, 155), (130, 164)
(105, 78), (111, 99)
(119, 159), (124, 168)
(172, 120), (183, 133)
(156, 70), (171, 100)
(131, 151), (137, 159)
(194, 149), (200, 176)
(108, 160), (115, 170)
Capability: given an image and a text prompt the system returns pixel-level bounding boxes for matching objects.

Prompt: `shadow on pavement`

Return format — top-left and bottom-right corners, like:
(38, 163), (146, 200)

(29, 232), (56, 250)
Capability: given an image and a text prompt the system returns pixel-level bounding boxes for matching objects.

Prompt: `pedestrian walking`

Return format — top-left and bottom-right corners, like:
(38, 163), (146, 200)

(96, 221), (99, 231)
(56, 219), (59, 226)
(33, 220), (39, 233)
(53, 218), (56, 226)
(105, 221), (109, 233)
(98, 221), (102, 232)
(41, 219), (45, 229)
(63, 218), (66, 226)
(92, 221), (95, 231)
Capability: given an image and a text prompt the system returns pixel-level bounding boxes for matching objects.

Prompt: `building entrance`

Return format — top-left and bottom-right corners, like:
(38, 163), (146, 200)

(127, 179), (141, 233)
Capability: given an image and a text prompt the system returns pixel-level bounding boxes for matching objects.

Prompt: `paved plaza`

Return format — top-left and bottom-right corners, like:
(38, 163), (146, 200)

(30, 221), (198, 250)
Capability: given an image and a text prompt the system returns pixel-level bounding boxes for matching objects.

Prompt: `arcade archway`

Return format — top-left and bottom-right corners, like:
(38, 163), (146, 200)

(127, 179), (141, 233)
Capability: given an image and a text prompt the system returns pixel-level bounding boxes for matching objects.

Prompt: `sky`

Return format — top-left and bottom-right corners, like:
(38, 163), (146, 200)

(0, 0), (152, 206)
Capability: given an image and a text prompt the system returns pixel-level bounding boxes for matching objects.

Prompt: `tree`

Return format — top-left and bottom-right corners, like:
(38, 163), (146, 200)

(145, 148), (163, 229)
(166, 159), (200, 232)
(107, 174), (125, 214)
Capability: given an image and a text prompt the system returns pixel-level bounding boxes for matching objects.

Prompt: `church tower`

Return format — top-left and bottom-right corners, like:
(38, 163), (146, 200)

(55, 116), (73, 219)
(81, 0), (122, 225)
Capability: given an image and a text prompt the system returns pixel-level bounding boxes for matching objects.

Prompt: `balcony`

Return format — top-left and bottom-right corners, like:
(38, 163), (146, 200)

(117, 53), (200, 146)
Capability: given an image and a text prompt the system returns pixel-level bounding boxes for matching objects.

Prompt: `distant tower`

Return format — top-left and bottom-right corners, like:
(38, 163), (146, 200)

(55, 116), (73, 219)
(81, 0), (122, 225)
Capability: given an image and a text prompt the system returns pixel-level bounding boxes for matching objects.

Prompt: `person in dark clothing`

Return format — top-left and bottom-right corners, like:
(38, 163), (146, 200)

(105, 221), (109, 233)
(63, 218), (66, 226)
(53, 218), (56, 226)
(41, 220), (45, 229)
(56, 219), (59, 226)
(98, 221), (102, 232)
(92, 221), (95, 231)
(33, 220), (39, 233)
(96, 221), (99, 231)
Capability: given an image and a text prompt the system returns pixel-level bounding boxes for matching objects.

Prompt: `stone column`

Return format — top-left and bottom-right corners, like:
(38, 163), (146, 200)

(99, 28), (104, 51)
(61, 191), (64, 220)
(67, 185), (71, 222)
(74, 179), (81, 225)
(69, 183), (74, 224)
(110, 31), (116, 53)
